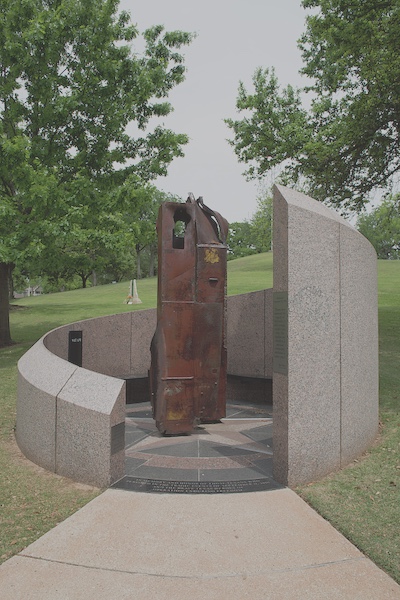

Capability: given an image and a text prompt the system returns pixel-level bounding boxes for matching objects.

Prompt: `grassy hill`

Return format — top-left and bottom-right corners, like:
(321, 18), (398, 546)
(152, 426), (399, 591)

(1, 253), (399, 582)
(8, 251), (274, 347)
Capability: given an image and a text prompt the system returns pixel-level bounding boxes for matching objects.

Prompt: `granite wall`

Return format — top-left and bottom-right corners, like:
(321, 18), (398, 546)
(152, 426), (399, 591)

(17, 293), (272, 487)
(272, 185), (379, 486)
(17, 340), (126, 488)
(43, 293), (273, 381)
(16, 186), (379, 488)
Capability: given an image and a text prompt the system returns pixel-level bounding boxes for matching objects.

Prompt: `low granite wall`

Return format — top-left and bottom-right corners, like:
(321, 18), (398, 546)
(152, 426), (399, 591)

(16, 186), (379, 489)
(17, 340), (125, 488)
(43, 293), (272, 381)
(17, 292), (272, 487)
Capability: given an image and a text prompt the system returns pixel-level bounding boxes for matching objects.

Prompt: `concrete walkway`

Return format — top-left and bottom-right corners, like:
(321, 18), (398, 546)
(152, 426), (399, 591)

(0, 487), (399, 599)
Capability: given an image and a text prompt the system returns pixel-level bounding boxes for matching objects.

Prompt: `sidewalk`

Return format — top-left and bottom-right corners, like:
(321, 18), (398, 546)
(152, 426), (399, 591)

(0, 487), (399, 599)
(2, 403), (399, 598)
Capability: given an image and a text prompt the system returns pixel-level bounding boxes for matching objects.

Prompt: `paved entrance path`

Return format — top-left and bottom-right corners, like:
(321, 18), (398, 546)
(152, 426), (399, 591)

(1, 402), (399, 598)
(1, 487), (399, 599)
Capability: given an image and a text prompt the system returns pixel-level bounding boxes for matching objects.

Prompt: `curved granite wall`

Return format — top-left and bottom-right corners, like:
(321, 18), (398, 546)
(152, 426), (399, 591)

(16, 185), (379, 489)
(17, 340), (126, 488)
(42, 292), (273, 380)
(16, 292), (272, 487)
(273, 185), (379, 486)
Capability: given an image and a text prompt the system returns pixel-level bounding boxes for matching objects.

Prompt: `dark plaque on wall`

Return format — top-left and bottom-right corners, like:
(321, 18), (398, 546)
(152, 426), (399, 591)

(68, 330), (83, 367)
(273, 292), (288, 375)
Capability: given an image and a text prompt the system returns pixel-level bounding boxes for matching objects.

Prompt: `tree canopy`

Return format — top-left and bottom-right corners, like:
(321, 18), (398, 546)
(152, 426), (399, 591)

(0, 0), (193, 346)
(357, 194), (400, 259)
(227, 192), (272, 259)
(226, 0), (400, 213)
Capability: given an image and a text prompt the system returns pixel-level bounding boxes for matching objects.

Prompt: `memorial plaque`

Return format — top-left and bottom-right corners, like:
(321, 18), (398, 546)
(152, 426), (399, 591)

(112, 476), (282, 494)
(68, 330), (83, 367)
(273, 292), (288, 375)
(111, 422), (125, 455)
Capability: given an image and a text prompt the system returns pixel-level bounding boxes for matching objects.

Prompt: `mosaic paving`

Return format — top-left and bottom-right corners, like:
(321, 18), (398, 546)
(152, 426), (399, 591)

(112, 401), (281, 493)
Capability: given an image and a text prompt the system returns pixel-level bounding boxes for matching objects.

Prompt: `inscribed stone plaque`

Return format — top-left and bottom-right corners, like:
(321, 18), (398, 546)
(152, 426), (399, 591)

(111, 422), (125, 455)
(273, 292), (288, 375)
(68, 330), (83, 366)
(112, 477), (281, 494)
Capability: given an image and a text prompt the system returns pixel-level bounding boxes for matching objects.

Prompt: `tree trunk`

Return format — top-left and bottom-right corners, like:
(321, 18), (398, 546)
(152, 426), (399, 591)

(136, 244), (142, 279)
(8, 264), (15, 300)
(0, 263), (13, 347)
(79, 273), (90, 288)
(149, 244), (156, 277)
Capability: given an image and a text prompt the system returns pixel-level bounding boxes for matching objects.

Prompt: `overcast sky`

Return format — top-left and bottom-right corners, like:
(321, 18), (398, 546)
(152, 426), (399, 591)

(119, 0), (308, 223)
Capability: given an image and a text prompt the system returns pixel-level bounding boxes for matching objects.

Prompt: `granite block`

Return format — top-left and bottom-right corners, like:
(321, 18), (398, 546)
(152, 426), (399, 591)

(339, 224), (379, 464)
(273, 185), (378, 486)
(227, 290), (271, 377)
(16, 340), (77, 472)
(56, 368), (125, 487)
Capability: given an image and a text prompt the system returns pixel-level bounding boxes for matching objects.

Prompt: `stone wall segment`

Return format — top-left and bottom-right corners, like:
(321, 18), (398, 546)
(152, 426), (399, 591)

(339, 224), (379, 464)
(16, 342), (77, 472)
(17, 336), (125, 487)
(273, 184), (378, 486)
(227, 290), (272, 378)
(56, 368), (125, 487)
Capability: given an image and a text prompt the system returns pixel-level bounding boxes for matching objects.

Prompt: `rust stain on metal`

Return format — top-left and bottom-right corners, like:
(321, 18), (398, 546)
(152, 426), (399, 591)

(149, 194), (228, 435)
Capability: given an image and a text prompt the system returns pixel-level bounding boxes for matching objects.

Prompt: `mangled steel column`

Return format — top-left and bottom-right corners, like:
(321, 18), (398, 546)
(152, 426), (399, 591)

(149, 194), (228, 435)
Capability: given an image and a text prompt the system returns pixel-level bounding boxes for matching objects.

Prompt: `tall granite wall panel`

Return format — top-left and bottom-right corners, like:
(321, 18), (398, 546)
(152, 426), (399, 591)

(227, 290), (273, 378)
(339, 225), (379, 465)
(273, 185), (378, 486)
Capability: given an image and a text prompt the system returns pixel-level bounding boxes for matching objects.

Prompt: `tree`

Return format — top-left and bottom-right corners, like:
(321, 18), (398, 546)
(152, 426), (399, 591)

(251, 193), (273, 253)
(225, 68), (310, 183)
(0, 0), (193, 346)
(227, 221), (256, 259)
(357, 194), (400, 259)
(129, 187), (182, 280)
(227, 191), (273, 259)
(226, 0), (400, 213)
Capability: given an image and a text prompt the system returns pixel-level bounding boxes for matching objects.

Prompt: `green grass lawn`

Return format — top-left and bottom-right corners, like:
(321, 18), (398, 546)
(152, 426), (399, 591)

(1, 252), (399, 584)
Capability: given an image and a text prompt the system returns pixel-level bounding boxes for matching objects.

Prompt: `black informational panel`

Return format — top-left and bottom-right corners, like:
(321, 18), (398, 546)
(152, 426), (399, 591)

(68, 330), (83, 366)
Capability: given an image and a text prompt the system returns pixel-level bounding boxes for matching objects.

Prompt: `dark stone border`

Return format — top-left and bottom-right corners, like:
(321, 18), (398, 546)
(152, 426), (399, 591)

(112, 476), (282, 494)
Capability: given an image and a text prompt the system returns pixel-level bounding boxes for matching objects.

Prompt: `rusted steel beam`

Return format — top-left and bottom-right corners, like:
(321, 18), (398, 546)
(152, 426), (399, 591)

(149, 195), (228, 435)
